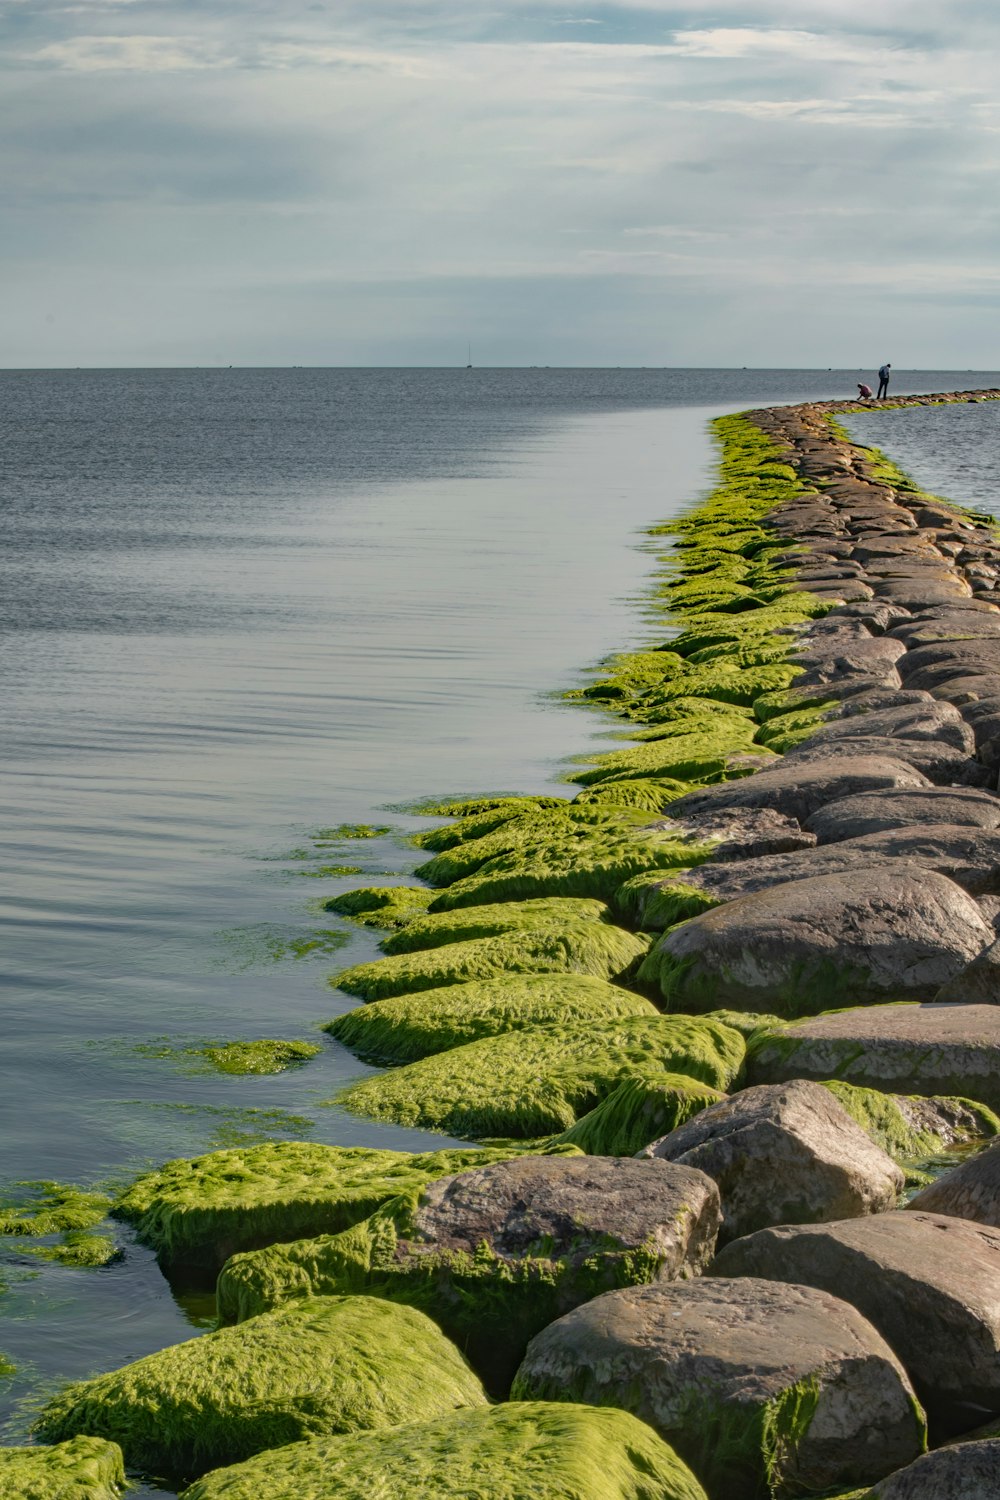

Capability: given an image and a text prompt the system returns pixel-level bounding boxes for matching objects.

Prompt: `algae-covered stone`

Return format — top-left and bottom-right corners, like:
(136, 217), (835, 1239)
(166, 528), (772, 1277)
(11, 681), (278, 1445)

(0, 1436), (124, 1500)
(640, 1079), (904, 1242)
(572, 777), (694, 813)
(322, 884), (433, 928)
(35, 1295), (486, 1481)
(198, 1039), (320, 1075)
(115, 1140), (565, 1278)
(331, 921), (649, 1001)
(378, 896), (612, 953)
(512, 1277), (925, 1500)
(326, 974), (656, 1066)
(640, 869), (992, 1016)
(180, 1401), (709, 1500)
(745, 1003), (1000, 1110)
(821, 1081), (1000, 1162)
(553, 1072), (726, 1156)
(333, 1015), (746, 1138)
(217, 1156), (721, 1390)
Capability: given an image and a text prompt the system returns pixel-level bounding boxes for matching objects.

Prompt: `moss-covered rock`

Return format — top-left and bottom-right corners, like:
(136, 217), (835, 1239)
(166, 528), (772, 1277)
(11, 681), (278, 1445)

(378, 895), (611, 953)
(552, 1072), (726, 1156)
(568, 727), (763, 788)
(180, 1402), (709, 1500)
(215, 1155), (721, 1390)
(332, 1016), (746, 1138)
(197, 1040), (321, 1075)
(35, 1296), (486, 1482)
(571, 777), (696, 813)
(332, 921), (649, 1001)
(0, 1181), (111, 1237)
(819, 1080), (1000, 1162)
(0, 1436), (125, 1500)
(114, 1140), (572, 1279)
(615, 871), (722, 929)
(326, 974), (656, 1066)
(322, 885), (433, 928)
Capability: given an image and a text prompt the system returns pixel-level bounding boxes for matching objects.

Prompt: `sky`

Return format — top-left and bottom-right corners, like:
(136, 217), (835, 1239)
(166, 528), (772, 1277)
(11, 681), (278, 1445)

(4, 1), (1000, 367)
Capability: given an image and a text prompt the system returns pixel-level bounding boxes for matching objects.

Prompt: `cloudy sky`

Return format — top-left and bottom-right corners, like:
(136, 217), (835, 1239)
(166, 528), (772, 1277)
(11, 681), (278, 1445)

(5, 1), (1000, 366)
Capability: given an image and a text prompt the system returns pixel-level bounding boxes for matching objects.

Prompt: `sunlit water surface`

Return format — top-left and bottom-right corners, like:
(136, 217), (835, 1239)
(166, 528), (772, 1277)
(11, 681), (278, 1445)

(3, 368), (999, 1491)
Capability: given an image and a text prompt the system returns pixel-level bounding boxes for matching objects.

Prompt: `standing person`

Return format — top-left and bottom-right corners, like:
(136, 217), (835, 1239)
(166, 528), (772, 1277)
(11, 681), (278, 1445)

(877, 362), (891, 399)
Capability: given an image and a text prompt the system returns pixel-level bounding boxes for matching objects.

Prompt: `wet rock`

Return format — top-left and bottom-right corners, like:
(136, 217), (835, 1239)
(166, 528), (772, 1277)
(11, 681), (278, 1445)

(511, 1277), (925, 1500)
(908, 1139), (1000, 1224)
(665, 755), (929, 826)
(180, 1402), (711, 1500)
(804, 787), (1000, 843)
(868, 1441), (1000, 1498)
(216, 1155), (722, 1392)
(685, 826), (1000, 902)
(639, 869), (992, 1016)
(711, 1211), (1000, 1436)
(745, 1002), (1000, 1106)
(639, 1079), (903, 1241)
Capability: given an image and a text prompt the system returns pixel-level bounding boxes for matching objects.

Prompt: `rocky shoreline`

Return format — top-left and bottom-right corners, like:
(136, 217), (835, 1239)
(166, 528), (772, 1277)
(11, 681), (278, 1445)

(10, 388), (1000, 1498)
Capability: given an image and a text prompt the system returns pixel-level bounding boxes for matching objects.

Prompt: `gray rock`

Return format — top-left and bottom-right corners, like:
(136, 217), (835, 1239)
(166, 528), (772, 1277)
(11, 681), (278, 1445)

(638, 869), (992, 1015)
(511, 1277), (925, 1500)
(798, 700), (975, 753)
(639, 1080), (903, 1243)
(665, 806), (816, 861)
(782, 736), (992, 786)
(874, 578), (974, 610)
(934, 939), (1000, 1003)
(805, 788), (1000, 843)
(684, 826), (1000, 902)
(888, 614), (1000, 647)
(745, 1002), (1000, 1106)
(931, 675), (1000, 706)
(711, 1211), (1000, 1435)
(908, 1140), (1000, 1225)
(869, 1441), (1000, 1499)
(791, 634), (907, 682)
(665, 756), (929, 826)
(835, 688), (937, 714)
(833, 601), (913, 632)
(902, 641), (1000, 694)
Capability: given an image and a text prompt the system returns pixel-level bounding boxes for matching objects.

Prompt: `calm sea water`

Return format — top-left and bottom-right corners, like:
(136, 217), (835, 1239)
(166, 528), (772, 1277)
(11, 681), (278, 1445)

(2, 367), (999, 1488)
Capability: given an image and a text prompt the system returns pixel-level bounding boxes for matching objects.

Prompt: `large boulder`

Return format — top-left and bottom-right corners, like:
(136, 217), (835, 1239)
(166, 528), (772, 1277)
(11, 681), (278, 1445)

(804, 787), (1000, 843)
(639, 869), (992, 1016)
(180, 1402), (710, 1500)
(511, 1277), (925, 1500)
(216, 1154), (721, 1392)
(664, 755), (929, 826)
(711, 1211), (1000, 1435)
(782, 736), (990, 785)
(0, 1437), (124, 1500)
(798, 699), (975, 752)
(33, 1295), (486, 1480)
(746, 1003), (1000, 1108)
(332, 1014), (745, 1137)
(639, 1080), (903, 1242)
(908, 1139), (1000, 1224)
(868, 1440), (1000, 1497)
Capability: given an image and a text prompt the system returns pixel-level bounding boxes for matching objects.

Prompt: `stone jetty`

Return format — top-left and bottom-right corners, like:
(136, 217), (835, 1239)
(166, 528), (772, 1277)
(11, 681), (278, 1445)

(18, 387), (1000, 1498)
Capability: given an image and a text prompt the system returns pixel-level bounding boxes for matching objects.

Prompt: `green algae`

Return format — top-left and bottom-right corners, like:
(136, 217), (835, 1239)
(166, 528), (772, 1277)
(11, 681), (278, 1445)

(572, 776), (695, 812)
(568, 727), (762, 788)
(114, 1100), (315, 1152)
(615, 870), (722, 930)
(0, 1182), (111, 1238)
(333, 1015), (746, 1138)
(35, 1295), (487, 1483)
(215, 923), (350, 970)
(820, 1080), (1000, 1162)
(332, 921), (650, 1001)
(322, 884), (434, 928)
(378, 895), (612, 953)
(199, 1039), (321, 1075)
(552, 1071), (726, 1156)
(400, 792), (566, 819)
(0, 1435), (125, 1500)
(412, 798), (573, 853)
(180, 1401), (709, 1500)
(24, 1231), (122, 1268)
(114, 1140), (575, 1278)
(326, 974), (657, 1066)
(312, 824), (392, 841)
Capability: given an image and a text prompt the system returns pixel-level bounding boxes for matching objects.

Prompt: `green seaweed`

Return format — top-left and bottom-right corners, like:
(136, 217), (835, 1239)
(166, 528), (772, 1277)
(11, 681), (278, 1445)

(180, 1402), (709, 1500)
(552, 1071), (726, 1156)
(312, 824), (392, 841)
(333, 1015), (745, 1138)
(378, 895), (612, 953)
(215, 923), (350, 969)
(24, 1232), (122, 1268)
(820, 1080), (1000, 1162)
(35, 1295), (487, 1483)
(326, 974), (657, 1066)
(199, 1039), (322, 1076)
(322, 884), (434, 927)
(0, 1181), (111, 1238)
(0, 1435), (125, 1500)
(332, 921), (650, 1001)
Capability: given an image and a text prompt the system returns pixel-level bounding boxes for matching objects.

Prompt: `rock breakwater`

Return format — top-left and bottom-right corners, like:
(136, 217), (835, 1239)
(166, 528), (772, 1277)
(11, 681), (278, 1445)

(17, 388), (1000, 1498)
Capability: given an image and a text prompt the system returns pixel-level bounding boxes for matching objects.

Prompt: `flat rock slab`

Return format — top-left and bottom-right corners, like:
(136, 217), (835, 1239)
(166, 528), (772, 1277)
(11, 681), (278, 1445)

(511, 1277), (924, 1500)
(666, 756), (930, 827)
(639, 1079), (903, 1242)
(782, 736), (991, 786)
(711, 1212), (1000, 1435)
(805, 788), (1000, 843)
(685, 826), (1000, 902)
(908, 1140), (1000, 1224)
(666, 806), (816, 860)
(869, 1440), (1000, 1498)
(746, 1002), (1000, 1107)
(639, 869), (992, 1016)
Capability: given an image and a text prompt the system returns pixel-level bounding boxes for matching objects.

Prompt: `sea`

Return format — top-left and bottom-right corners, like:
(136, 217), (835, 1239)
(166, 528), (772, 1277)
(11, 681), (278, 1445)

(2, 367), (999, 1490)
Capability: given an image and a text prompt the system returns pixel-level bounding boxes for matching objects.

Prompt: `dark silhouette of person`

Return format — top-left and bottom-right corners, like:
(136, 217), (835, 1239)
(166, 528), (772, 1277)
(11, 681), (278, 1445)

(877, 363), (891, 399)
